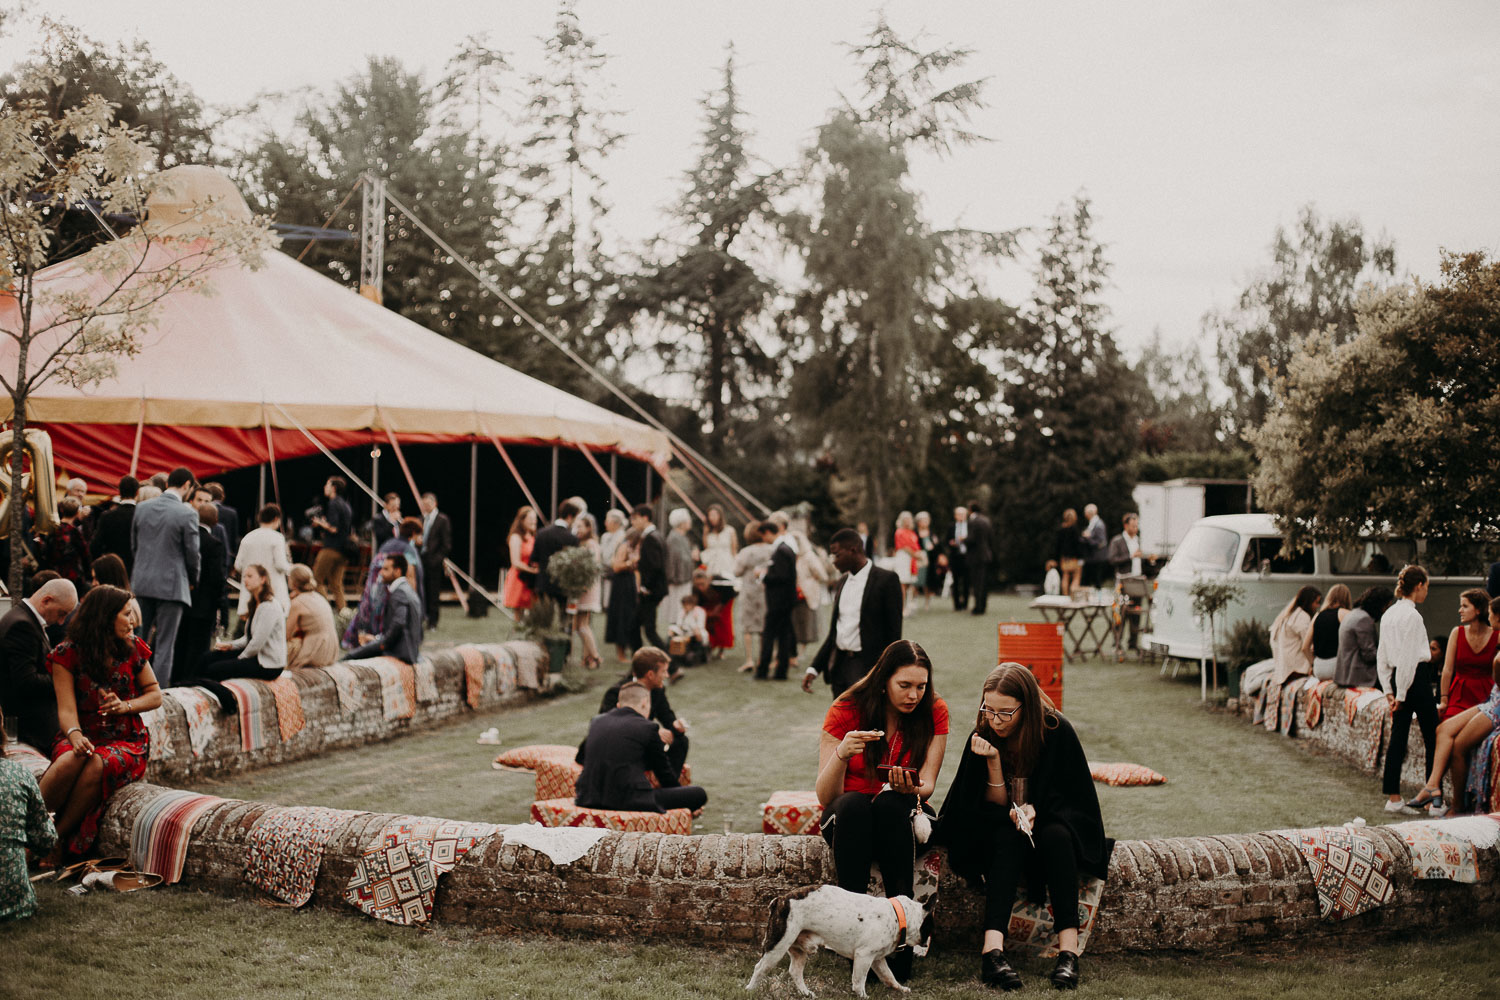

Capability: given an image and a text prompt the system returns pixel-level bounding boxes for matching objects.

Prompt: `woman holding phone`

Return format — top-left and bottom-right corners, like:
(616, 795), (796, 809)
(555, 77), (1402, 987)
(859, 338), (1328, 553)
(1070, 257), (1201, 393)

(816, 640), (948, 979)
(937, 663), (1111, 991)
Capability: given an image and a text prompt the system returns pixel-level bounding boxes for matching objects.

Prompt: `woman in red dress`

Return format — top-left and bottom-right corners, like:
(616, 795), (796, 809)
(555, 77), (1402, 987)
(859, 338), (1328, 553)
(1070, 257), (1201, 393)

(39, 585), (161, 857)
(1438, 588), (1496, 721)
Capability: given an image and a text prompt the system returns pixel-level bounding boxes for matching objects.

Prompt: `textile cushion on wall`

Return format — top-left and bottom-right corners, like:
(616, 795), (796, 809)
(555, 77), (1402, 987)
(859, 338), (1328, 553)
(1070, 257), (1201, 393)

(529, 797), (692, 835)
(761, 790), (823, 836)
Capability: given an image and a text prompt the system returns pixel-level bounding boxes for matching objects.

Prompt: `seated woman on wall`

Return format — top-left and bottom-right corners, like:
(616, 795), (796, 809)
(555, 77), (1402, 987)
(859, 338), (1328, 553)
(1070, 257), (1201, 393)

(1271, 585), (1322, 688)
(1, 710), (58, 921)
(1406, 594), (1500, 816)
(190, 564), (286, 712)
(39, 585), (161, 859)
(286, 564), (339, 670)
(816, 640), (947, 983)
(1437, 589), (1495, 722)
(937, 663), (1112, 992)
(1334, 587), (1393, 688)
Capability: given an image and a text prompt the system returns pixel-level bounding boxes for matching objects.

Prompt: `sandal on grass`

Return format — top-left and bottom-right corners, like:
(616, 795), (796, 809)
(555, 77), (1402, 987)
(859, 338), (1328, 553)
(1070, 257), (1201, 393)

(81, 870), (163, 892)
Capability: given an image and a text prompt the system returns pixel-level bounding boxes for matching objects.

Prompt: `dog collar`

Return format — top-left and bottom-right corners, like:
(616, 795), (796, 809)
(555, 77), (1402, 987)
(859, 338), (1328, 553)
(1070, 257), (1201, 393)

(889, 897), (907, 933)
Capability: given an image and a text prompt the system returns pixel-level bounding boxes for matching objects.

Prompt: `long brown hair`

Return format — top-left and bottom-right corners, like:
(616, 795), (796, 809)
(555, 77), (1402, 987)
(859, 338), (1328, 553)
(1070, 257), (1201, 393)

(974, 662), (1059, 779)
(243, 563), (274, 620)
(837, 640), (937, 778)
(65, 585), (134, 685)
(508, 505), (537, 540)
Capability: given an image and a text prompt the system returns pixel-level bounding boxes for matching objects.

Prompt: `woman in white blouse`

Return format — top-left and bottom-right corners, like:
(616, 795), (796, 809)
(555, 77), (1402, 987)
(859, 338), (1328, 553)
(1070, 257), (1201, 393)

(1377, 564), (1435, 814)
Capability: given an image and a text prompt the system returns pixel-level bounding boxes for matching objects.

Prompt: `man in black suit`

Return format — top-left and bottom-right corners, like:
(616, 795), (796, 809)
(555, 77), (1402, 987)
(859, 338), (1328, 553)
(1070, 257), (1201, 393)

(804, 528), (904, 698)
(966, 499), (995, 616)
(0, 578), (77, 749)
(372, 492), (402, 548)
(418, 492), (452, 629)
(174, 501), (227, 683)
(856, 521), (875, 559)
(531, 499), (582, 602)
(574, 681), (707, 813)
(946, 506), (970, 611)
(93, 475), (139, 573)
(630, 504), (668, 651)
(345, 554), (424, 664)
(204, 482), (240, 556)
(586, 647), (689, 776)
(756, 519), (799, 680)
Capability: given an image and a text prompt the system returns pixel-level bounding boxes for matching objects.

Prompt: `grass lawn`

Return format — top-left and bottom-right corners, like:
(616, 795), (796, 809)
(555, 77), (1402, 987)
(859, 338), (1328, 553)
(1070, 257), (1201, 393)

(8, 595), (1497, 999)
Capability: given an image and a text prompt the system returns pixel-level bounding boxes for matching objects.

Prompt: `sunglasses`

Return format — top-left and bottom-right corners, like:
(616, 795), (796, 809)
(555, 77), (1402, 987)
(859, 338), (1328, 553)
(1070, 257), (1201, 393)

(979, 704), (1020, 724)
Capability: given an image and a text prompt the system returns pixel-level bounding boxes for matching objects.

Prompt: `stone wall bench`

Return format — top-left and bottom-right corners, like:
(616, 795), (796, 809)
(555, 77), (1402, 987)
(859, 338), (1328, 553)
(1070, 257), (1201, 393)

(95, 782), (1500, 955)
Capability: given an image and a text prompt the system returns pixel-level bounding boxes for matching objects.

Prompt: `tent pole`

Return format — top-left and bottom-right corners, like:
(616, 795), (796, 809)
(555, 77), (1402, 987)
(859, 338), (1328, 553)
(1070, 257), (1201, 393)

(645, 466), (653, 508)
(371, 449), (380, 518)
(257, 464), (266, 511)
(550, 446), (558, 519)
(610, 453), (618, 509)
(468, 440), (477, 581)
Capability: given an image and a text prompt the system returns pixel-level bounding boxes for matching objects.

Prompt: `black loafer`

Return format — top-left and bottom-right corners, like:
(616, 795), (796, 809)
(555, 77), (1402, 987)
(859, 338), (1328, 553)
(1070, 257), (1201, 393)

(981, 949), (1023, 991)
(1051, 950), (1080, 990)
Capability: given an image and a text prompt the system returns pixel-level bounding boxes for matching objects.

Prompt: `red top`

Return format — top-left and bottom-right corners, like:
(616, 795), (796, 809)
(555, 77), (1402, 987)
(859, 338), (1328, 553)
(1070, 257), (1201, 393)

(824, 696), (949, 796)
(1444, 626), (1498, 720)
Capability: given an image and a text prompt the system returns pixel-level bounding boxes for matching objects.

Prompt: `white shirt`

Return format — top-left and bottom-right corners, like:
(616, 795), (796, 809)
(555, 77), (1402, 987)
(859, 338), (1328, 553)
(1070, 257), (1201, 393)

(953, 521), (968, 553)
(776, 533), (799, 556)
(1125, 532), (1142, 577)
(1376, 598), (1431, 700)
(835, 560), (872, 652)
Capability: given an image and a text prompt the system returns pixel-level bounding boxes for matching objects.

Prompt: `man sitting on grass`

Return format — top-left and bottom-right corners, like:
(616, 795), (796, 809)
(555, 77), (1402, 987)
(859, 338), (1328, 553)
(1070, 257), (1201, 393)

(575, 681), (707, 814)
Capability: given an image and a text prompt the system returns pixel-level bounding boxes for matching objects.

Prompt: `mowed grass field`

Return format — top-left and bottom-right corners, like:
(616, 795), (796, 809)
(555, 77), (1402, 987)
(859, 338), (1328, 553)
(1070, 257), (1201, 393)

(7, 595), (1499, 999)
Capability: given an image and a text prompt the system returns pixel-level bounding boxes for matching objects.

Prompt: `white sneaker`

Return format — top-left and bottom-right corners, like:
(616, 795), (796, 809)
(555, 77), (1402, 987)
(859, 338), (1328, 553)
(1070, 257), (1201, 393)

(1427, 802), (1450, 818)
(1383, 799), (1419, 815)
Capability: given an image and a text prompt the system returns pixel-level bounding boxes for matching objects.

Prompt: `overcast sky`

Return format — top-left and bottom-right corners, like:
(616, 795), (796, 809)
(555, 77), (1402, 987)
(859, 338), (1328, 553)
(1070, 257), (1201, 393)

(13, 2), (1500, 357)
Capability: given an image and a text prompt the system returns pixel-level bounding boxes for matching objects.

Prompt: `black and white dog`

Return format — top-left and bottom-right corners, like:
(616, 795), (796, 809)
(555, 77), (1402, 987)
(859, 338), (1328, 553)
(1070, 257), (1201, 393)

(745, 885), (933, 997)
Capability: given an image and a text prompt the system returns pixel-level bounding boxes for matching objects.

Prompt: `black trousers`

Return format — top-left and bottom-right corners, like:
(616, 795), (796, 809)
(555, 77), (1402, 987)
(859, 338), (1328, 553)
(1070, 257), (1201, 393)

(173, 615), (215, 685)
(983, 814), (1081, 934)
(969, 558), (990, 614)
(1383, 663), (1439, 795)
(666, 730), (690, 777)
(423, 558), (443, 626)
(654, 784), (708, 812)
(757, 600), (796, 679)
(820, 790), (918, 898)
(634, 594), (666, 651)
(188, 650), (284, 713)
(950, 555), (970, 609)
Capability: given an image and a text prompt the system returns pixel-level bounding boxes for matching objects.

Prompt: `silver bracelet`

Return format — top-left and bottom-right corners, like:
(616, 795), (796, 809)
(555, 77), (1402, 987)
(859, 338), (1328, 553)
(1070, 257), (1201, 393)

(986, 780), (1006, 787)
(65, 726), (82, 737)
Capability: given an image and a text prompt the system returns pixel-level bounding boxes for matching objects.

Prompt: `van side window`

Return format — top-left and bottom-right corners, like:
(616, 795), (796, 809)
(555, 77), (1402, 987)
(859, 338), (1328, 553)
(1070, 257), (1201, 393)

(1422, 539), (1489, 578)
(1240, 537), (1315, 575)
(1329, 539), (1417, 575)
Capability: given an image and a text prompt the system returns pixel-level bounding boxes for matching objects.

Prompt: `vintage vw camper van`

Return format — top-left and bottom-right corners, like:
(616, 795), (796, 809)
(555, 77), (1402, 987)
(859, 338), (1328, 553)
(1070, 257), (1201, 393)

(1143, 513), (1486, 663)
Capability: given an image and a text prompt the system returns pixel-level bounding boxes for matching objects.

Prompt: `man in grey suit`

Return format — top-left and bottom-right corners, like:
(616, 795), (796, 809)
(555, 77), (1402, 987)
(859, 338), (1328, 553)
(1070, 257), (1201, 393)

(344, 553), (424, 664)
(131, 466), (201, 686)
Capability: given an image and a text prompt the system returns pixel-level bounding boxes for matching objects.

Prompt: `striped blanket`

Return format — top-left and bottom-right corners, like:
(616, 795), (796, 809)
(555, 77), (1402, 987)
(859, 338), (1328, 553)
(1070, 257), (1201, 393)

(413, 658), (439, 704)
(364, 658), (416, 721)
(322, 663), (366, 715)
(221, 679), (274, 752)
(244, 805), (352, 906)
(2, 742), (51, 779)
(164, 687), (221, 757)
(266, 674), (306, 742)
(129, 789), (226, 884)
(459, 646), (487, 708)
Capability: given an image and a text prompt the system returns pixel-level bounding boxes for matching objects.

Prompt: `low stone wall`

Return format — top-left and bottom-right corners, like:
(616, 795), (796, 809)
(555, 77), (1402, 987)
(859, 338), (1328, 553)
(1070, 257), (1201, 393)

(143, 642), (548, 784)
(96, 782), (1500, 955)
(1232, 682), (1431, 792)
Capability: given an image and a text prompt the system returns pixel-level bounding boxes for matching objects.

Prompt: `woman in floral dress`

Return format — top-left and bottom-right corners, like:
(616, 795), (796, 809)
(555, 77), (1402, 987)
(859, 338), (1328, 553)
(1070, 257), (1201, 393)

(40, 585), (161, 858)
(1, 719), (57, 921)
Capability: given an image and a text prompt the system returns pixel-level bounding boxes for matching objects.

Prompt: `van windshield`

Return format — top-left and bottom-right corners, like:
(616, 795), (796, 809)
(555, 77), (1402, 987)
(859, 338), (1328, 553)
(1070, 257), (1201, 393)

(1166, 525), (1240, 574)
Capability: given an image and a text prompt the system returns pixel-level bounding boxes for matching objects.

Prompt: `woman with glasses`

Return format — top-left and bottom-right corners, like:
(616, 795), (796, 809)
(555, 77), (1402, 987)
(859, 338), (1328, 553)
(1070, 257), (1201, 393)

(937, 663), (1111, 991)
(816, 640), (948, 982)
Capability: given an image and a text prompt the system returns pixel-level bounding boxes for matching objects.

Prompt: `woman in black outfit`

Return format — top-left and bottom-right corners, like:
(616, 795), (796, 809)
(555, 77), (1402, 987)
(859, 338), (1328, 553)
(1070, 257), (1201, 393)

(938, 662), (1111, 991)
(1054, 509), (1085, 597)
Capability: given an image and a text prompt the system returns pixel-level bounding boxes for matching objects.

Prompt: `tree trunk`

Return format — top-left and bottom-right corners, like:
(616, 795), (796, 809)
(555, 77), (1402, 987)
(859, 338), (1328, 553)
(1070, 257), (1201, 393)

(8, 395), (26, 599)
(707, 313), (726, 438)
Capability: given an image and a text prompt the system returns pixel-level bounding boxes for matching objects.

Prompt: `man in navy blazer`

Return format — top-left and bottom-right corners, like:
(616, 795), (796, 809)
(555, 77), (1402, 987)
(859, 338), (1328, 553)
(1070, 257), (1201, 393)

(344, 553), (424, 665)
(804, 528), (904, 697)
(574, 682), (707, 813)
(131, 467), (200, 686)
(530, 499), (581, 602)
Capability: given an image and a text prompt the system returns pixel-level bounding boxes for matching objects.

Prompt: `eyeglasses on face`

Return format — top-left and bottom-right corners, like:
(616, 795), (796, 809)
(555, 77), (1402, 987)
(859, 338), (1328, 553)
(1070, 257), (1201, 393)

(979, 704), (1020, 723)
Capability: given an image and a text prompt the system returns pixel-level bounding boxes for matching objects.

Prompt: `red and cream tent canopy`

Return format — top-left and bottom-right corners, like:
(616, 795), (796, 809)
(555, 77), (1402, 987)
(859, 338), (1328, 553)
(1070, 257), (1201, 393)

(0, 167), (670, 487)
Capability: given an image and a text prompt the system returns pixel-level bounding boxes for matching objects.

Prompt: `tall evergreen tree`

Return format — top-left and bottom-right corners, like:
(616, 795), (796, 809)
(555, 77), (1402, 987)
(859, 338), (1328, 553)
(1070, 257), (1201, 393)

(609, 48), (777, 444)
(994, 196), (1141, 582)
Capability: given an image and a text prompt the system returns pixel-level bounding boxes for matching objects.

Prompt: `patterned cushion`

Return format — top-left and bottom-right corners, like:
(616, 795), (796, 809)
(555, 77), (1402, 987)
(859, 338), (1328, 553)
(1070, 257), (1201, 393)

(493, 744), (580, 772)
(529, 797), (692, 835)
(533, 760), (692, 800)
(1089, 761), (1167, 786)
(761, 790), (823, 836)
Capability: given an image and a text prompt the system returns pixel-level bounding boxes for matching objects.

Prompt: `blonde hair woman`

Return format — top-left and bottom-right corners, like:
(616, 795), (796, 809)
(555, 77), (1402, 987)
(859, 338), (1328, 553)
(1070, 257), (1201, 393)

(286, 564), (338, 669)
